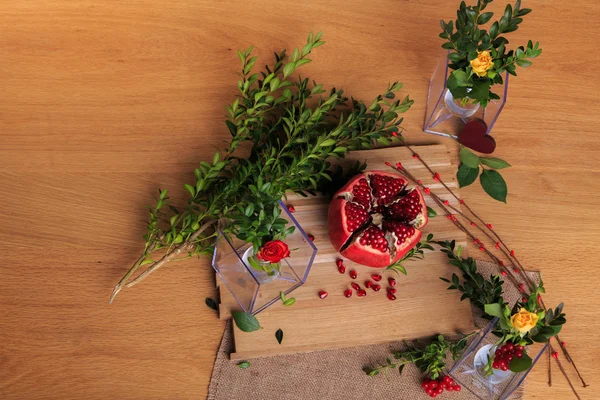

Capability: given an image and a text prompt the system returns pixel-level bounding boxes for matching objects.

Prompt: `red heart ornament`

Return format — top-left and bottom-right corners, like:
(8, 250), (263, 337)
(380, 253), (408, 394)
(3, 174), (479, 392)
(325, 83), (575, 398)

(457, 118), (496, 154)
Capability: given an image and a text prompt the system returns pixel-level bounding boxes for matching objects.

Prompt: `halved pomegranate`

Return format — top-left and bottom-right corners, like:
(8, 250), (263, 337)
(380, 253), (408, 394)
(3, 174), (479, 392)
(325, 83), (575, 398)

(328, 170), (428, 268)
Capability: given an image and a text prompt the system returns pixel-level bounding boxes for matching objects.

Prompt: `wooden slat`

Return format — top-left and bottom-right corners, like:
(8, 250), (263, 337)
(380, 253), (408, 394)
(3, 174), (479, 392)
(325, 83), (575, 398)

(217, 144), (475, 358)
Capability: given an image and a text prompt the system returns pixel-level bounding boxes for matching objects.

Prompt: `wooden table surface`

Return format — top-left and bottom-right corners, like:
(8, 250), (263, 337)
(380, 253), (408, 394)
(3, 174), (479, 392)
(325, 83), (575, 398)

(1, 1), (598, 399)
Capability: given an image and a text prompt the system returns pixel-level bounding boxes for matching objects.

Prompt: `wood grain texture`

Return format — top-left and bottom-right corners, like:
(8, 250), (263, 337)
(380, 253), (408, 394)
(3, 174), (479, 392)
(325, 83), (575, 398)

(217, 145), (475, 359)
(1, 0), (599, 399)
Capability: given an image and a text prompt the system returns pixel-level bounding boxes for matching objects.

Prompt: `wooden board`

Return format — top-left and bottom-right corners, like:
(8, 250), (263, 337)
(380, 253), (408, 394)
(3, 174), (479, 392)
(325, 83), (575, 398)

(217, 144), (476, 359)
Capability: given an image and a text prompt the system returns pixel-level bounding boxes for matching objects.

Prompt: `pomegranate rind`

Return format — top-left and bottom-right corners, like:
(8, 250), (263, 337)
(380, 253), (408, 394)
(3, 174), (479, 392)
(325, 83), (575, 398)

(340, 225), (392, 268)
(327, 197), (352, 251)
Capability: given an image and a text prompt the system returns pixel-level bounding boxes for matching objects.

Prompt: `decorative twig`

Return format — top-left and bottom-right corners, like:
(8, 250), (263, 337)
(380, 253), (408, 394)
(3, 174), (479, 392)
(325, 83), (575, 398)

(548, 345), (552, 387)
(549, 344), (582, 400)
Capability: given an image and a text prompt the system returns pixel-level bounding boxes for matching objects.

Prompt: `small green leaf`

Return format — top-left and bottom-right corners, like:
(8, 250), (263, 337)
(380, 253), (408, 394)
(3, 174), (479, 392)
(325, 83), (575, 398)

(237, 361), (250, 369)
(283, 298), (296, 306)
(275, 328), (284, 344)
(320, 139), (336, 147)
(484, 303), (504, 319)
(477, 12), (494, 24)
(509, 352), (532, 372)
(232, 311), (261, 332)
(427, 206), (437, 218)
(480, 157), (511, 170)
(184, 184), (196, 197)
(457, 163), (479, 187)
(205, 297), (218, 311)
(279, 291), (287, 302)
(460, 147), (480, 168)
(480, 170), (508, 203)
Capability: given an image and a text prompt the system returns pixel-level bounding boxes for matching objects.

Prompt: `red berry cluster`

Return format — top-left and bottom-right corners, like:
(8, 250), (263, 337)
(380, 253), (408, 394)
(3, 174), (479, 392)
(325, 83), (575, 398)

(318, 259), (398, 300)
(492, 343), (524, 371)
(420, 376), (461, 398)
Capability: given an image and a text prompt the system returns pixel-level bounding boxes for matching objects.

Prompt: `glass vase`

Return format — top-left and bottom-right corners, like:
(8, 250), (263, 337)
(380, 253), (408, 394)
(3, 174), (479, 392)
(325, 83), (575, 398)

(449, 318), (548, 400)
(211, 200), (317, 315)
(424, 52), (509, 138)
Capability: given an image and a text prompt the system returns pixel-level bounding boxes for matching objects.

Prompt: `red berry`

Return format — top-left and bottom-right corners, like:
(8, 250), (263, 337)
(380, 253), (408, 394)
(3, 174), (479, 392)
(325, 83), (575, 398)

(425, 388), (433, 396)
(372, 284), (382, 292)
(307, 234), (315, 241)
(453, 385), (461, 392)
(424, 187), (431, 194)
(344, 289), (352, 298)
(518, 284), (525, 293)
(318, 291), (328, 299)
(351, 282), (360, 291)
(561, 341), (566, 347)
(495, 242), (501, 249)
(365, 280), (373, 288)
(338, 265), (346, 274)
(510, 250), (515, 257)
(429, 381), (438, 389)
(495, 349), (503, 357)
(499, 261), (504, 267)
(506, 354), (513, 362)
(537, 294), (542, 303)
(515, 351), (523, 358)
(421, 379), (430, 389)
(492, 362), (499, 369)
(413, 153), (419, 159)
(395, 162), (403, 169)
(349, 270), (358, 279)
(385, 161), (392, 167)
(371, 274), (382, 282)
(514, 268), (520, 273)
(443, 200), (450, 205)
(436, 387), (443, 395)
(515, 345), (524, 351)
(470, 221), (477, 226)
(287, 204), (296, 213)
(417, 179), (423, 185)
(506, 343), (514, 351)
(387, 287), (397, 294)
(433, 172), (441, 181)
(521, 297), (527, 302)
(459, 199), (465, 204)
(500, 271), (508, 277)
(552, 351), (558, 359)
(387, 292), (396, 300)
(486, 223), (493, 229)
(388, 277), (396, 287)
(479, 246), (485, 251)
(501, 365), (508, 371)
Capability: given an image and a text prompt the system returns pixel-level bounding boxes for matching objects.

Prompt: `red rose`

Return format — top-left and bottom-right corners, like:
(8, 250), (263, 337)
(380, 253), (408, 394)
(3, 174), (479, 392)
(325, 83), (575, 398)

(256, 240), (290, 263)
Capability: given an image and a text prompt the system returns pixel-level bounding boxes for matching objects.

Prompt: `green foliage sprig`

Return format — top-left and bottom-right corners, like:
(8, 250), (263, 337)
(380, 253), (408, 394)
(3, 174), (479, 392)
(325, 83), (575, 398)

(386, 233), (435, 275)
(457, 145), (511, 202)
(110, 32), (413, 303)
(365, 334), (473, 381)
(440, 0), (542, 106)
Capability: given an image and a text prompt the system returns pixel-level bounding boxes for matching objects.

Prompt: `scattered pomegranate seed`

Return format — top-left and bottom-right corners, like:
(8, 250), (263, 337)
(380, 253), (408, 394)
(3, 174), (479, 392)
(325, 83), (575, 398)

(395, 162), (403, 169)
(372, 284), (382, 292)
(387, 292), (397, 300)
(287, 204), (295, 213)
(433, 173), (440, 181)
(495, 242), (501, 249)
(486, 223), (493, 229)
(371, 274), (382, 282)
(552, 351), (559, 359)
(388, 277), (396, 287)
(337, 265), (346, 274)
(344, 289), (352, 298)
(423, 187), (431, 194)
(318, 291), (328, 299)
(443, 200), (450, 205)
(336, 259), (344, 267)
(349, 270), (357, 279)
(357, 289), (367, 297)
(388, 287), (397, 294)
(351, 282), (360, 291)
(510, 250), (516, 257)
(413, 153), (419, 159)
(518, 284), (525, 293)
(307, 234), (315, 241)
(501, 271), (508, 276)
(365, 280), (373, 288)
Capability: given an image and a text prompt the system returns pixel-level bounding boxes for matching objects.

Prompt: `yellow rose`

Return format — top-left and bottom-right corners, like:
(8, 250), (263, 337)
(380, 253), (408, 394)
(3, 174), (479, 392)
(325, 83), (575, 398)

(470, 51), (494, 77)
(510, 308), (539, 333)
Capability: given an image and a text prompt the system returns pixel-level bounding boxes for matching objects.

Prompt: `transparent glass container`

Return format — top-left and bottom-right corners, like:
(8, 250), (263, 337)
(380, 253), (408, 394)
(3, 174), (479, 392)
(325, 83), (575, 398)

(449, 318), (548, 400)
(211, 200), (317, 315)
(424, 52), (509, 138)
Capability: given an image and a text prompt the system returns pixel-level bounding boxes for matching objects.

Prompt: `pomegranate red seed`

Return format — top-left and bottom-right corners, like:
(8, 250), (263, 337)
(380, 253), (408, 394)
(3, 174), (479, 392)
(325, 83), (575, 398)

(471, 222), (477, 226)
(344, 289), (352, 298)
(372, 284), (382, 292)
(336, 259), (344, 267)
(384, 189), (423, 222)
(413, 153), (419, 159)
(357, 289), (367, 297)
(371, 274), (382, 282)
(307, 234), (315, 241)
(443, 199), (450, 205)
(552, 351), (558, 359)
(351, 282), (360, 291)
(510, 250), (515, 257)
(501, 271), (508, 276)
(423, 187), (431, 194)
(338, 265), (346, 274)
(388, 287), (397, 294)
(318, 291), (328, 299)
(287, 204), (296, 213)
(387, 292), (396, 300)
(349, 270), (357, 279)
(388, 277), (396, 287)
(365, 280), (373, 288)
(495, 242), (501, 249)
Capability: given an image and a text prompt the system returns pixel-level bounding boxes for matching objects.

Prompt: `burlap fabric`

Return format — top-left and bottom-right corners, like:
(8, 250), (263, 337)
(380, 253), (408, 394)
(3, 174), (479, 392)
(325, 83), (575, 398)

(208, 261), (539, 400)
